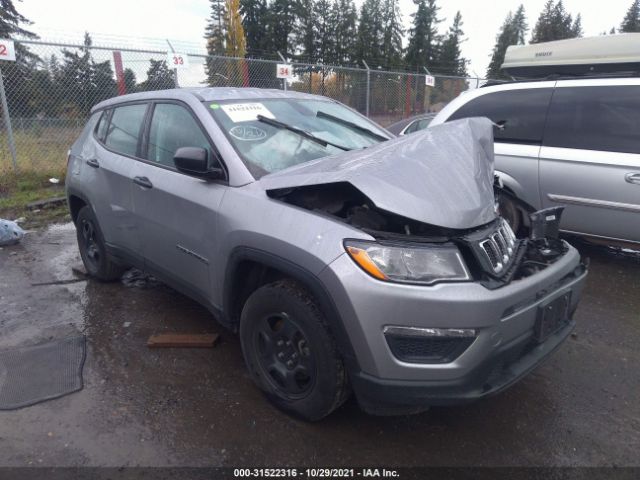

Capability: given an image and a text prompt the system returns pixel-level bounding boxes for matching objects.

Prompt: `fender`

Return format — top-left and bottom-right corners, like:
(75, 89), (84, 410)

(495, 170), (536, 214)
(223, 246), (361, 372)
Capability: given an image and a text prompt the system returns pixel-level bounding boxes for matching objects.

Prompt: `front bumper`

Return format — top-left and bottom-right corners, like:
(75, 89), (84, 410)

(318, 243), (587, 413)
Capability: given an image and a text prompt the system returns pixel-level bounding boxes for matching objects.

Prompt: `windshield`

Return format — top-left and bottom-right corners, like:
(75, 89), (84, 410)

(207, 98), (390, 178)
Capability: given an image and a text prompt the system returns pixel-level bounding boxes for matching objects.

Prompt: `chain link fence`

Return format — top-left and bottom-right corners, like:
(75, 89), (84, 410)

(0, 38), (485, 183)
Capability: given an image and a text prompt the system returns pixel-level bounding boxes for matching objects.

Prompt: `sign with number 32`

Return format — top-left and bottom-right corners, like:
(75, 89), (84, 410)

(167, 52), (189, 70)
(0, 39), (16, 62)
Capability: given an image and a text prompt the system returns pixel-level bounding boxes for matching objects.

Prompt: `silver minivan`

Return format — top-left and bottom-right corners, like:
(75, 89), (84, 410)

(431, 78), (640, 245)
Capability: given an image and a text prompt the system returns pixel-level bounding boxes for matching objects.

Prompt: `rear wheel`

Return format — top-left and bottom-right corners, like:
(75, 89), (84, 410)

(76, 206), (125, 281)
(240, 280), (349, 421)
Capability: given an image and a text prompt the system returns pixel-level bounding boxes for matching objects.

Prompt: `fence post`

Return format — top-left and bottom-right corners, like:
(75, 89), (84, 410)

(166, 39), (179, 88)
(362, 60), (370, 117)
(277, 51), (287, 91)
(0, 64), (18, 172)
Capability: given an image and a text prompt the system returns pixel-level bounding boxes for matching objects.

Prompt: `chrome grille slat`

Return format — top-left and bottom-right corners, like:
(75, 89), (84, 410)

(477, 219), (517, 275)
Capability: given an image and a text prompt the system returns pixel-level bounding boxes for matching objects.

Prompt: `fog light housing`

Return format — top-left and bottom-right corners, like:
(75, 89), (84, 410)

(383, 326), (476, 364)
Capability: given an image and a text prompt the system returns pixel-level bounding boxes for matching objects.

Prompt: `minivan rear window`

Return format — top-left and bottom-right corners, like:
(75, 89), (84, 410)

(543, 85), (640, 154)
(104, 104), (147, 157)
(448, 88), (553, 144)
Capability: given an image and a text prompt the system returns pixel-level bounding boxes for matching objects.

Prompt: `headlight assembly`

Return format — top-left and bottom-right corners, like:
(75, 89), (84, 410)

(344, 240), (470, 285)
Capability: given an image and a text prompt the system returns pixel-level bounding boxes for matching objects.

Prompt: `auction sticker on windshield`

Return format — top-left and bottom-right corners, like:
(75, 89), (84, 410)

(221, 103), (275, 123)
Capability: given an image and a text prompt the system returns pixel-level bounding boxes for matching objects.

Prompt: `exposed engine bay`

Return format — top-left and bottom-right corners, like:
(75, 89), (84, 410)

(268, 182), (568, 289)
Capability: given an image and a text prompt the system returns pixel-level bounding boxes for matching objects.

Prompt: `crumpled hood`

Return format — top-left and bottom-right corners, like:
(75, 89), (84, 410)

(259, 117), (496, 230)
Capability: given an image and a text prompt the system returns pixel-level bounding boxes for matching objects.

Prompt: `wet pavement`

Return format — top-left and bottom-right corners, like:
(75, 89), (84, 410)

(0, 223), (638, 467)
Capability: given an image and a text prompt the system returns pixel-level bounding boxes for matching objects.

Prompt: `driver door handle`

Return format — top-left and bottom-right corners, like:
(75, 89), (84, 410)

(133, 176), (153, 189)
(86, 158), (100, 168)
(625, 173), (640, 185)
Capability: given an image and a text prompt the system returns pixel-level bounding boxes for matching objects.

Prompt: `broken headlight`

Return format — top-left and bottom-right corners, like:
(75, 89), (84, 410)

(344, 240), (470, 285)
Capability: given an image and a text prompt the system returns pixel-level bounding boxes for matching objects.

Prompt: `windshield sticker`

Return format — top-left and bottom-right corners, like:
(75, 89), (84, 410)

(209, 103), (220, 109)
(229, 125), (267, 141)
(221, 102), (275, 123)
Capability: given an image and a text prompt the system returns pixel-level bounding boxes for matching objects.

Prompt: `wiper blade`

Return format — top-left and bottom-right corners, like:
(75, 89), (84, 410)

(257, 115), (351, 151)
(316, 110), (390, 142)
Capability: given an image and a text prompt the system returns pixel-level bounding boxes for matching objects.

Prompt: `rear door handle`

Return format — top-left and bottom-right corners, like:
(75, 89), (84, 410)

(133, 176), (153, 189)
(86, 158), (100, 168)
(625, 173), (640, 185)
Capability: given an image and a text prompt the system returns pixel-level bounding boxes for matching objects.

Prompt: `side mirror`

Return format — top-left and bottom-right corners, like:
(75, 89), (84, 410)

(173, 147), (225, 180)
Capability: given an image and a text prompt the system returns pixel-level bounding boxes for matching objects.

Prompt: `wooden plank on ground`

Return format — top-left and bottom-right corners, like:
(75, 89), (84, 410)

(147, 333), (219, 348)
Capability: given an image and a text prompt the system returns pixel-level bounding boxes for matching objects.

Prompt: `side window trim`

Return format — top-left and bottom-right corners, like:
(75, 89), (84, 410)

(140, 99), (228, 180)
(93, 108), (113, 143)
(93, 101), (151, 161)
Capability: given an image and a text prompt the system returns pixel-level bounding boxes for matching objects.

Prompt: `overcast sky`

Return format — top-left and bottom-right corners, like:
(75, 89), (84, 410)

(19, 0), (633, 77)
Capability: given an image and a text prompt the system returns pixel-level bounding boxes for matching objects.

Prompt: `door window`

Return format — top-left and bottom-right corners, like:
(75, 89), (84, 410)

(104, 104), (147, 157)
(448, 88), (553, 144)
(146, 103), (213, 168)
(543, 85), (640, 154)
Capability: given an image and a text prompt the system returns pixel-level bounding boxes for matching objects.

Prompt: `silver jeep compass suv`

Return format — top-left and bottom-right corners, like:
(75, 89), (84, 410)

(66, 88), (587, 420)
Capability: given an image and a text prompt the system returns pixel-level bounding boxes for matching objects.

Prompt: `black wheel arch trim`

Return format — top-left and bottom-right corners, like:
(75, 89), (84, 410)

(66, 186), (94, 223)
(223, 246), (361, 373)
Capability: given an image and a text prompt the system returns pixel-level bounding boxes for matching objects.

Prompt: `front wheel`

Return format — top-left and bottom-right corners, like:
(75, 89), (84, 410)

(75, 206), (125, 281)
(239, 280), (350, 421)
(497, 192), (522, 235)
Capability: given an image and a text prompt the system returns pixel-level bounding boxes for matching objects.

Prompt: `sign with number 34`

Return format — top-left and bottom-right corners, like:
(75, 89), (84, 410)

(277, 64), (293, 79)
(0, 39), (16, 62)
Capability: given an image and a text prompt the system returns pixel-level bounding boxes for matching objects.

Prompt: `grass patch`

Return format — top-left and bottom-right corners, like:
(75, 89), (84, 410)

(0, 171), (70, 230)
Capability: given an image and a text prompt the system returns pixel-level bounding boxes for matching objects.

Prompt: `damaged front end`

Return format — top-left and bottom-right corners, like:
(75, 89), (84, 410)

(261, 117), (572, 289)
(267, 180), (569, 289)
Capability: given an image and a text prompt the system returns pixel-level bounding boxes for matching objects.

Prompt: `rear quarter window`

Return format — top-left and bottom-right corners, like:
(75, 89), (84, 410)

(448, 88), (553, 144)
(543, 85), (640, 154)
(104, 103), (148, 157)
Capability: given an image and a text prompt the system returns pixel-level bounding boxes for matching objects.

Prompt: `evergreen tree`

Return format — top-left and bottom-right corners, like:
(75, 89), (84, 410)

(404, 0), (442, 70)
(205, 0), (226, 56)
(314, 0), (335, 64)
(381, 0), (403, 69)
(355, 0), (384, 66)
(331, 0), (358, 65)
(241, 0), (269, 57)
(139, 59), (176, 91)
(295, 0), (317, 62)
(571, 13), (583, 37)
(620, 0), (640, 32)
(123, 68), (137, 94)
(204, 0), (226, 85)
(59, 33), (116, 116)
(486, 5), (527, 79)
(435, 11), (467, 76)
(531, 0), (581, 43)
(0, 0), (40, 117)
(92, 59), (117, 104)
(268, 0), (297, 58)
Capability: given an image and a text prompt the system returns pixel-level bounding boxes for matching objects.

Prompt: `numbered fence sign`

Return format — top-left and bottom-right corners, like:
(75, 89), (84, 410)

(277, 64), (293, 79)
(0, 39), (16, 62)
(425, 75), (435, 87)
(167, 52), (189, 69)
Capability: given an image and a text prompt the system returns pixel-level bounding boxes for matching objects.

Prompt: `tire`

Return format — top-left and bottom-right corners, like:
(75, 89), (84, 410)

(75, 206), (125, 282)
(239, 280), (350, 421)
(497, 192), (522, 235)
